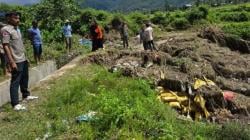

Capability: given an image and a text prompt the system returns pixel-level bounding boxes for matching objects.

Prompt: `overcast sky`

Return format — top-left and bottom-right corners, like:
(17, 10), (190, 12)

(0, 0), (40, 5)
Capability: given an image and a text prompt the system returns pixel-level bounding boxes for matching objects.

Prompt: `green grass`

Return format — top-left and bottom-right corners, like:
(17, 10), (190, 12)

(207, 3), (250, 40)
(0, 65), (249, 139)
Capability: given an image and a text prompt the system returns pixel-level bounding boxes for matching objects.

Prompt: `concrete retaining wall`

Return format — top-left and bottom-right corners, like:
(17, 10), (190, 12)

(0, 60), (57, 106)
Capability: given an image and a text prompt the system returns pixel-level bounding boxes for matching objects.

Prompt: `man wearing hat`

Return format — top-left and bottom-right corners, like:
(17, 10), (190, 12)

(62, 19), (72, 53)
(28, 20), (43, 64)
(1, 12), (38, 111)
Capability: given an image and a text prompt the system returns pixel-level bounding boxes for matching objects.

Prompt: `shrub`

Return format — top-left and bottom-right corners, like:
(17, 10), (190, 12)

(215, 123), (250, 140)
(128, 12), (148, 25)
(79, 24), (89, 36)
(220, 12), (249, 22)
(171, 18), (189, 30)
(96, 11), (109, 21)
(170, 11), (186, 20)
(186, 6), (209, 24)
(111, 14), (124, 29)
(80, 9), (96, 24)
(198, 6), (209, 18)
(232, 5), (250, 12)
(42, 22), (63, 42)
(151, 12), (169, 25)
(110, 13), (125, 29)
(222, 22), (250, 40)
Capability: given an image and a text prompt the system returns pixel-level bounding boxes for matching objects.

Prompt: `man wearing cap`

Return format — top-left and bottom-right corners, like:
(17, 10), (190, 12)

(1, 12), (38, 111)
(62, 19), (72, 53)
(28, 20), (42, 64)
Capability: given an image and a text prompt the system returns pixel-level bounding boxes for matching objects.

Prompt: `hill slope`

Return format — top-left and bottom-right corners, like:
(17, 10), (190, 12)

(80, 0), (192, 11)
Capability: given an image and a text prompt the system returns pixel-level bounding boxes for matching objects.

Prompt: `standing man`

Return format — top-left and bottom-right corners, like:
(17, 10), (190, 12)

(145, 22), (157, 51)
(89, 20), (103, 52)
(139, 24), (148, 51)
(1, 12), (38, 111)
(28, 20), (42, 64)
(62, 19), (72, 53)
(0, 22), (9, 76)
(120, 22), (129, 49)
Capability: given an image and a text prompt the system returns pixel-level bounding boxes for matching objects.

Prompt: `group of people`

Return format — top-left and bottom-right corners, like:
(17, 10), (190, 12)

(0, 12), (106, 111)
(63, 19), (104, 52)
(119, 21), (157, 51)
(139, 22), (157, 51)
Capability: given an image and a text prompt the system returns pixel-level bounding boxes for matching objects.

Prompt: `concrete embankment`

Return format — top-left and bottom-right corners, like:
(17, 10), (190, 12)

(0, 61), (57, 106)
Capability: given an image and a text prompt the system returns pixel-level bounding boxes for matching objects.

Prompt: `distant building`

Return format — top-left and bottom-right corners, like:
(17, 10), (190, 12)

(183, 4), (192, 9)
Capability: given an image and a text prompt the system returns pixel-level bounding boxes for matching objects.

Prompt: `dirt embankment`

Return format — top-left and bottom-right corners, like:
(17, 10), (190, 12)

(81, 30), (250, 124)
(199, 26), (250, 54)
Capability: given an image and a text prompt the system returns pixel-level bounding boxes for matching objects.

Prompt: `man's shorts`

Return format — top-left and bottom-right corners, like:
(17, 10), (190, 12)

(65, 37), (72, 48)
(33, 44), (42, 55)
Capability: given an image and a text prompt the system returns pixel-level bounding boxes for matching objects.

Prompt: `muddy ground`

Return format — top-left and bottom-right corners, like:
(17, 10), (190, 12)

(81, 29), (250, 124)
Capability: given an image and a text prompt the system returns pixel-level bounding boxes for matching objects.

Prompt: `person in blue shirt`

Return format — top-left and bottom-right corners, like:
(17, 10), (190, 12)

(28, 20), (42, 64)
(62, 19), (72, 53)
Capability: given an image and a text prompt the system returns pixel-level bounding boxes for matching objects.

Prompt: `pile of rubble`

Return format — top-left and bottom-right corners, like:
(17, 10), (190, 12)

(157, 77), (249, 123)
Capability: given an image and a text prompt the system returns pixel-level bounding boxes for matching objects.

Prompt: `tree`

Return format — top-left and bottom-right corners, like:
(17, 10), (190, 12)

(32, 0), (80, 30)
(165, 0), (170, 11)
(195, 0), (201, 6)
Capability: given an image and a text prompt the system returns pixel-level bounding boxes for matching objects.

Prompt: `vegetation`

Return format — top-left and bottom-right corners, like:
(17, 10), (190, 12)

(1, 1), (249, 42)
(0, 65), (249, 139)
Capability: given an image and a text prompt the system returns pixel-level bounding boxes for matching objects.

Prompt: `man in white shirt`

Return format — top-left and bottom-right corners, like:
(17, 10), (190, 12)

(145, 22), (157, 51)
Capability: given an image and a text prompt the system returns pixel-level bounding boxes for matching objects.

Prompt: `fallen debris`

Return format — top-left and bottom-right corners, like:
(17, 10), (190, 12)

(81, 30), (250, 124)
(76, 111), (97, 123)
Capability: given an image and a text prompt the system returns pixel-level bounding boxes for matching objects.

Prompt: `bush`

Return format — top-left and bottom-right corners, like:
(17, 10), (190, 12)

(222, 22), (250, 40)
(171, 18), (189, 30)
(96, 11), (109, 21)
(111, 14), (125, 29)
(232, 5), (250, 12)
(215, 123), (250, 140)
(186, 6), (209, 24)
(151, 12), (169, 25)
(198, 6), (209, 18)
(128, 12), (148, 25)
(80, 9), (96, 24)
(220, 12), (249, 22)
(42, 22), (63, 42)
(169, 10), (186, 21)
(79, 24), (89, 36)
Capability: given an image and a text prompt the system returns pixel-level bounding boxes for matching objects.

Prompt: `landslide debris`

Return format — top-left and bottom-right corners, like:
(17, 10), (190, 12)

(81, 30), (250, 124)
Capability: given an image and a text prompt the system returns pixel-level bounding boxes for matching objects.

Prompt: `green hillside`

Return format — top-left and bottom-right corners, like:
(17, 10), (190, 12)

(80, 0), (192, 11)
